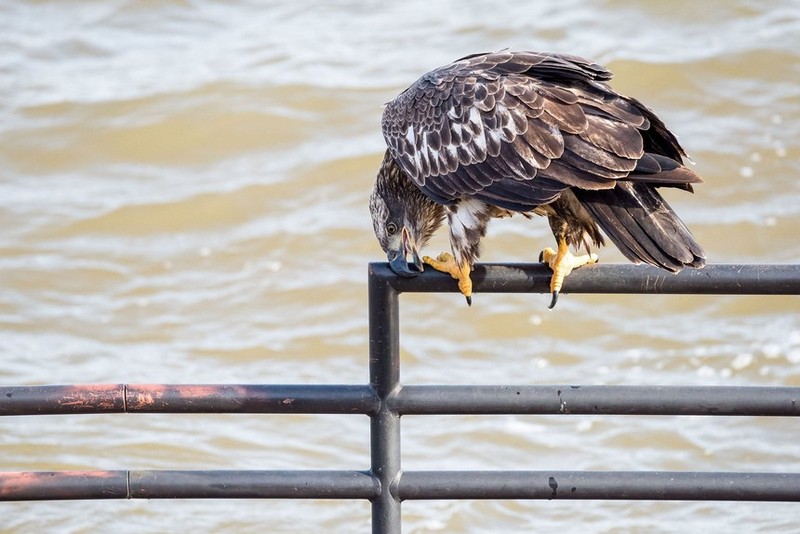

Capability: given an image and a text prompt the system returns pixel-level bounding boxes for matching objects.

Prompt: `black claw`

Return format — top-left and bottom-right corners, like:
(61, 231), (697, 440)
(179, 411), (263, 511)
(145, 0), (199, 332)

(538, 251), (545, 263)
(465, 295), (472, 307)
(548, 291), (559, 309)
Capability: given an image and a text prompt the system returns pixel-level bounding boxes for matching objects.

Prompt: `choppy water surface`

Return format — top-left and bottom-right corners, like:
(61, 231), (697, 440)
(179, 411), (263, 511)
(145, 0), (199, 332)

(2, 1), (799, 532)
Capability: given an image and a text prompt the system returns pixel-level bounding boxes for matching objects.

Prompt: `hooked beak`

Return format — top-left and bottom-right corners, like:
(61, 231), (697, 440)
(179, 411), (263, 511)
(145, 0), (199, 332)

(387, 226), (423, 277)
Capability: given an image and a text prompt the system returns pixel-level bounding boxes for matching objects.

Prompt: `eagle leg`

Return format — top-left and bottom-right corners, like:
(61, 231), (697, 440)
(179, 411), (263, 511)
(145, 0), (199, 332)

(539, 238), (598, 309)
(422, 252), (473, 306)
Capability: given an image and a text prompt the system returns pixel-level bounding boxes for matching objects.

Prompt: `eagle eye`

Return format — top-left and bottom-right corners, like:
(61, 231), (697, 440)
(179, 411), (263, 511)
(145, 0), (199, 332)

(386, 222), (398, 236)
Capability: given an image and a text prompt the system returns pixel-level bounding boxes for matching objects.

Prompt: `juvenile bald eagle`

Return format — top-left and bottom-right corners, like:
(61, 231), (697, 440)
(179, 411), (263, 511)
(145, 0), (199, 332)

(369, 51), (705, 307)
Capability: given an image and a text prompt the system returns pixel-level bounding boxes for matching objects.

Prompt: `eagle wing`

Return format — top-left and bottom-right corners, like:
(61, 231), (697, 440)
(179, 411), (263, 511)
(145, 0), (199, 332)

(381, 51), (700, 212)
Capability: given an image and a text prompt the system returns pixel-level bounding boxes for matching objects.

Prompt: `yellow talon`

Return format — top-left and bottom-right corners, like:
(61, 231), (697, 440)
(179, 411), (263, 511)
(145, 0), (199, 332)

(422, 252), (473, 305)
(540, 239), (597, 309)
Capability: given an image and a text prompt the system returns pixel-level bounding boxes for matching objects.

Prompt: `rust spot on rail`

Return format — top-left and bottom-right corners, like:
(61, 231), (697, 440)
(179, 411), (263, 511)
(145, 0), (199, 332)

(0, 471), (127, 500)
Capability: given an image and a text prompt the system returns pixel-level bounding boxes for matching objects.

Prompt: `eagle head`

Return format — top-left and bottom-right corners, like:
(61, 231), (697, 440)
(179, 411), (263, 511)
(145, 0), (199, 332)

(369, 150), (445, 277)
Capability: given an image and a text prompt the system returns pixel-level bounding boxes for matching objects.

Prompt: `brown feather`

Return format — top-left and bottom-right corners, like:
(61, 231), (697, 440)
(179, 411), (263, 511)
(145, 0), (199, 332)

(578, 114), (643, 159)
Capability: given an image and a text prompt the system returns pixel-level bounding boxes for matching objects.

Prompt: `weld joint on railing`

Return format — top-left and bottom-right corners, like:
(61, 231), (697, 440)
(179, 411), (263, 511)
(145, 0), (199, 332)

(365, 385), (381, 417)
(389, 470), (404, 501)
(367, 470), (382, 503)
(383, 385), (403, 411)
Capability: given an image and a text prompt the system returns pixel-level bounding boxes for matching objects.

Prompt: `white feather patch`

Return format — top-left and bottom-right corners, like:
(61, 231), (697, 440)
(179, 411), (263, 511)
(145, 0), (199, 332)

(468, 106), (487, 158)
(451, 198), (488, 231)
(447, 198), (490, 264)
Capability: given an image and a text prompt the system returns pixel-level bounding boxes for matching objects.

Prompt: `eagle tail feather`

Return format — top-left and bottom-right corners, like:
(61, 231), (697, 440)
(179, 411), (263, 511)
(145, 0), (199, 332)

(575, 182), (705, 271)
(621, 153), (703, 192)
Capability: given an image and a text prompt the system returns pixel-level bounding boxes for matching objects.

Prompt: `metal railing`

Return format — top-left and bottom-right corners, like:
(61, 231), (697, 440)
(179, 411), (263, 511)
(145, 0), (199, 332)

(2, 263), (800, 533)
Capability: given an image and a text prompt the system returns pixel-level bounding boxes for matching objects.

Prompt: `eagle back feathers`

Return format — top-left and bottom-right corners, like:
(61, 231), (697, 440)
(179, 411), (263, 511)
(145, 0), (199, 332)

(381, 51), (700, 212)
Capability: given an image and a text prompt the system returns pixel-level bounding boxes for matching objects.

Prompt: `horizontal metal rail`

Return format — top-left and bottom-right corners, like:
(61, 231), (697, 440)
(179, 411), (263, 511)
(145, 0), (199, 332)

(0, 471), (379, 501)
(392, 385), (800, 416)
(0, 384), (378, 416)
(372, 262), (800, 295)
(2, 263), (799, 533)
(2, 470), (799, 502)
(398, 471), (800, 501)
(2, 384), (799, 417)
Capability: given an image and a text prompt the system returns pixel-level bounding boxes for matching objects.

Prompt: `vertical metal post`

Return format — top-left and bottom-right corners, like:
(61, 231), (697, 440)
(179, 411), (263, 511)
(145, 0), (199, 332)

(368, 266), (402, 534)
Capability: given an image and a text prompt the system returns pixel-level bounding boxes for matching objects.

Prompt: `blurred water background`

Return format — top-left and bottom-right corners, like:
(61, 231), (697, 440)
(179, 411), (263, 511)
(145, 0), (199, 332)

(1, 0), (799, 532)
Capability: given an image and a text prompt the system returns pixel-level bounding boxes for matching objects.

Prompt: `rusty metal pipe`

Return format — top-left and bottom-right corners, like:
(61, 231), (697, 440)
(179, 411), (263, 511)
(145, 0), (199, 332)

(0, 384), (378, 416)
